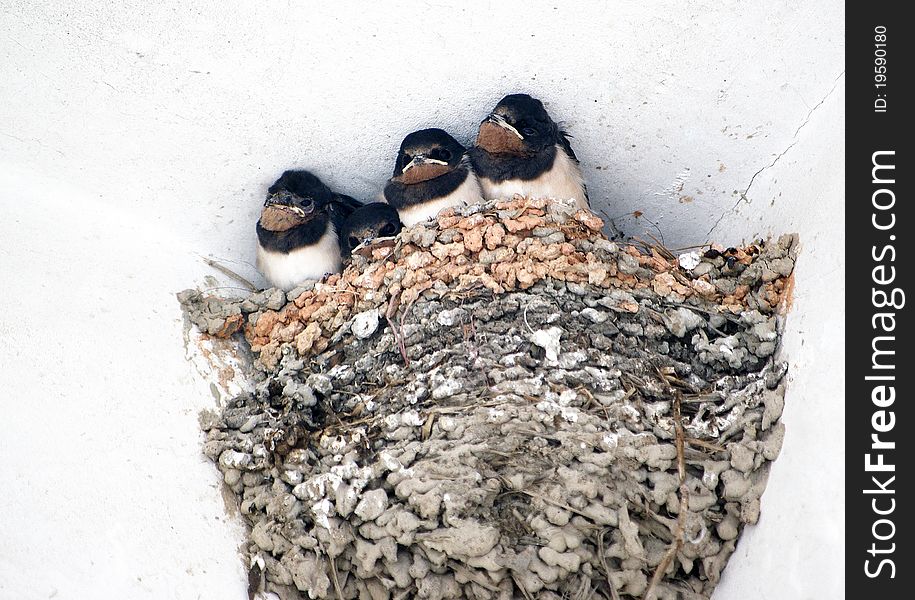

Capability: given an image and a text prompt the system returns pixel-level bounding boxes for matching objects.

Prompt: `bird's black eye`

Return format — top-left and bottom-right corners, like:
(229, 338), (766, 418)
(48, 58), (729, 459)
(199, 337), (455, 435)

(401, 154), (412, 167)
(380, 223), (397, 237)
(348, 236), (360, 249)
(521, 127), (537, 137)
(300, 198), (315, 213)
(436, 148), (452, 162)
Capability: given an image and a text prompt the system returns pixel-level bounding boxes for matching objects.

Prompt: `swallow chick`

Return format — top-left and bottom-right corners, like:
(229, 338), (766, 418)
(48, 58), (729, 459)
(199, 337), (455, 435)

(340, 202), (403, 257)
(469, 93), (589, 209)
(256, 170), (361, 290)
(383, 128), (483, 227)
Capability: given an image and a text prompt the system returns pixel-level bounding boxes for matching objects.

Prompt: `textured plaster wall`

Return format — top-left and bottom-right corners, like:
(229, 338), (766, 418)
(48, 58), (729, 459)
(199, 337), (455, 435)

(0, 1), (844, 599)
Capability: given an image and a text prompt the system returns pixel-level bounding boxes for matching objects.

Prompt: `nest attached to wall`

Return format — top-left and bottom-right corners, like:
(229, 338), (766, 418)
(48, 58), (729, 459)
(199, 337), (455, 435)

(181, 197), (797, 600)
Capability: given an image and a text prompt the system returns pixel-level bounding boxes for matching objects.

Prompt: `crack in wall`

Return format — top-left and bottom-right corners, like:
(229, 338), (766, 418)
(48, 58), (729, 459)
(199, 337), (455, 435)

(706, 70), (845, 241)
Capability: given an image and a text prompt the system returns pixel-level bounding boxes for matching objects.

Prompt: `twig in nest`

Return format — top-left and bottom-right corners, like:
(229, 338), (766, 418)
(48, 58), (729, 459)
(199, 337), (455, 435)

(421, 413), (436, 441)
(313, 285), (361, 301)
(661, 373), (699, 393)
(630, 235), (673, 261)
(680, 393), (723, 404)
(596, 528), (622, 600)
(669, 267), (695, 289)
(628, 498), (678, 535)
(659, 301), (740, 322)
(384, 296), (410, 367)
(571, 573), (596, 600)
(628, 236), (651, 255)
(640, 214), (666, 246)
(314, 541), (344, 600)
(327, 552), (344, 600)
(684, 437), (726, 453)
(675, 393), (686, 481)
(645, 232), (675, 260)
(672, 242), (713, 252)
(201, 285), (258, 294)
(511, 573), (536, 600)
(202, 257), (258, 292)
(446, 561), (501, 592)
(704, 321), (730, 338)
(461, 311), (480, 359)
(385, 314), (410, 366)
(577, 385), (612, 421)
(378, 236), (405, 268)
(522, 301), (536, 334)
(643, 392), (689, 600)
(593, 207), (628, 241)
(443, 283), (491, 302)
(517, 490), (600, 526)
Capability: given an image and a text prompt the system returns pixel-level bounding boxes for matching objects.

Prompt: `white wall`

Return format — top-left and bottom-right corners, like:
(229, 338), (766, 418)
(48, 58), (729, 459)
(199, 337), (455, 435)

(0, 2), (844, 599)
(711, 77), (845, 599)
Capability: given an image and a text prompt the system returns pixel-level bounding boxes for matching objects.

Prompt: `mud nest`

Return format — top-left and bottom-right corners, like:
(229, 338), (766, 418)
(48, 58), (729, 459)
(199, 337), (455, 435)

(180, 197), (797, 600)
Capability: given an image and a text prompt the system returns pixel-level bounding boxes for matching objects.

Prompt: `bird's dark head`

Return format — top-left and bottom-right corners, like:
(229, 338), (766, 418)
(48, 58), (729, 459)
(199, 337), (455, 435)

(476, 93), (558, 155)
(259, 170), (333, 232)
(341, 202), (403, 255)
(393, 128), (466, 184)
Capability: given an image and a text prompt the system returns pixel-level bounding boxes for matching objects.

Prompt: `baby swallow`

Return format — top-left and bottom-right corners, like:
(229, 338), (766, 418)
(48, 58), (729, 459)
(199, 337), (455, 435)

(469, 93), (589, 209)
(256, 170), (361, 291)
(340, 202), (403, 257)
(383, 128), (483, 227)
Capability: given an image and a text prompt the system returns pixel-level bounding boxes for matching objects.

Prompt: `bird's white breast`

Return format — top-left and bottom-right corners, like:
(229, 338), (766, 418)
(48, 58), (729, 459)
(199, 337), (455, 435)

(256, 227), (342, 291)
(396, 173), (484, 227)
(479, 144), (588, 209)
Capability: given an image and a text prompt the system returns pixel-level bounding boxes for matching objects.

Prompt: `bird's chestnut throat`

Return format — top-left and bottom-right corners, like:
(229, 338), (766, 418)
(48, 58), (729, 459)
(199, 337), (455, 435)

(476, 120), (531, 156)
(259, 204), (312, 232)
(393, 163), (454, 185)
